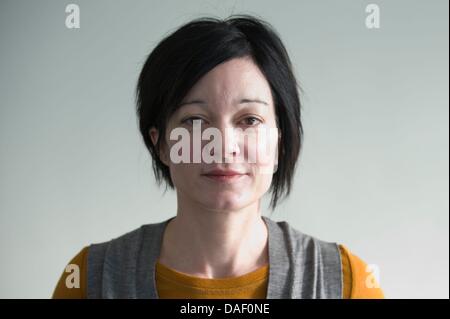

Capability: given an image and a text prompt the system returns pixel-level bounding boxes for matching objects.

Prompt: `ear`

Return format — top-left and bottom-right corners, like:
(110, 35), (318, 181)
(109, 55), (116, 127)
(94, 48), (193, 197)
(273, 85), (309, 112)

(149, 127), (169, 166)
(149, 127), (158, 146)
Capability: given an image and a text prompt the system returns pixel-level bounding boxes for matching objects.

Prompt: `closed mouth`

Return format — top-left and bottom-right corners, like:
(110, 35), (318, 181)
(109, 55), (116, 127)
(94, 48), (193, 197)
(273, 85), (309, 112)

(201, 170), (249, 182)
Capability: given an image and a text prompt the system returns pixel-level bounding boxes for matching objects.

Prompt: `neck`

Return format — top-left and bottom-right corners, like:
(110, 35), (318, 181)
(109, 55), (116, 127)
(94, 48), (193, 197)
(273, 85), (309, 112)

(158, 192), (269, 278)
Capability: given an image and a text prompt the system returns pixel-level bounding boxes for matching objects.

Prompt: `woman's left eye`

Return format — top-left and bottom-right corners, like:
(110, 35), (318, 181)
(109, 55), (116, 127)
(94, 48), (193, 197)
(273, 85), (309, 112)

(241, 117), (262, 126)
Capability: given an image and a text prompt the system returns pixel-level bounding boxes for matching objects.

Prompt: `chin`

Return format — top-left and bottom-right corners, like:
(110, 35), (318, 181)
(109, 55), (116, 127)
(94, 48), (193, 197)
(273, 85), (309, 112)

(199, 194), (253, 212)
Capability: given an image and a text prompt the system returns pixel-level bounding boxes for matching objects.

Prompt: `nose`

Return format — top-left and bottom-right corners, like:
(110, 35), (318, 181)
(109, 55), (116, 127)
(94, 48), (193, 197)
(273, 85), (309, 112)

(210, 123), (240, 163)
(223, 126), (240, 161)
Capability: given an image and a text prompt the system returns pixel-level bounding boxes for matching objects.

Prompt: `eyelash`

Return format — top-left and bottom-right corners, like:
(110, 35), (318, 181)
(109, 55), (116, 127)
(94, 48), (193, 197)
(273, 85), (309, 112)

(181, 116), (206, 126)
(241, 116), (263, 126)
(181, 116), (263, 126)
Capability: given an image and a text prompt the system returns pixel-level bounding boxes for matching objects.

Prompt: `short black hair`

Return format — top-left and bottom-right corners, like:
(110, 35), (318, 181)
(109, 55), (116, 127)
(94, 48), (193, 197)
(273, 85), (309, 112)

(136, 14), (303, 210)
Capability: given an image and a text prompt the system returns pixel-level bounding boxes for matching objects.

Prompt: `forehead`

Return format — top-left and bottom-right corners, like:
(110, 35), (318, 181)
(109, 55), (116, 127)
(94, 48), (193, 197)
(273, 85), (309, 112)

(182, 57), (273, 105)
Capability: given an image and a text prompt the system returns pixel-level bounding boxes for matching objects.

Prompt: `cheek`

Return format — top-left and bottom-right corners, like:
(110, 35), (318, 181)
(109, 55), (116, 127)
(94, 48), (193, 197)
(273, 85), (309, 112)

(251, 169), (274, 196)
(168, 163), (200, 189)
(243, 127), (279, 174)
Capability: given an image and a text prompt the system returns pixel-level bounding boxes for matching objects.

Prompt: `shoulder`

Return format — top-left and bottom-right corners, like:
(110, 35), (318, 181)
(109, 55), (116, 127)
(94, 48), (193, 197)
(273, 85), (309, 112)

(52, 219), (167, 299)
(265, 217), (341, 259)
(52, 246), (88, 299)
(87, 218), (171, 263)
(87, 225), (145, 259)
(338, 244), (385, 299)
(265, 217), (384, 299)
(265, 218), (343, 298)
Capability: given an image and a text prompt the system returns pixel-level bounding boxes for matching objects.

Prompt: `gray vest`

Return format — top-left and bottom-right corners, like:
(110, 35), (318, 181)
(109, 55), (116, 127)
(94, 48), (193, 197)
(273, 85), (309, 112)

(86, 216), (343, 299)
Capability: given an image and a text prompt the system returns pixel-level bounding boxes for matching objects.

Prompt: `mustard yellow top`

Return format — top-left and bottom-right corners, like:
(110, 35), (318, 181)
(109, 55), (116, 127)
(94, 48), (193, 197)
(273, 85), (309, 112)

(52, 244), (384, 299)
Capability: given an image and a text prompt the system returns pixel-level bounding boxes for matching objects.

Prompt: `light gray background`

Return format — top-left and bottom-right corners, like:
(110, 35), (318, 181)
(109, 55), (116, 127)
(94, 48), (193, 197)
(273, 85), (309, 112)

(0, 0), (448, 299)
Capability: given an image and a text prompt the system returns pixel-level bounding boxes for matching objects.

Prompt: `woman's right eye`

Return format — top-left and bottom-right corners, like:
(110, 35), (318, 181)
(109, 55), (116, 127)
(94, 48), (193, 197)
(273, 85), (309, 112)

(182, 116), (206, 126)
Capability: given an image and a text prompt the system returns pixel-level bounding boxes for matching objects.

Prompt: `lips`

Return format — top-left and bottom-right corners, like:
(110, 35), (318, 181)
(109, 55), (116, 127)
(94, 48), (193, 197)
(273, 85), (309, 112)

(201, 169), (248, 182)
(202, 169), (246, 176)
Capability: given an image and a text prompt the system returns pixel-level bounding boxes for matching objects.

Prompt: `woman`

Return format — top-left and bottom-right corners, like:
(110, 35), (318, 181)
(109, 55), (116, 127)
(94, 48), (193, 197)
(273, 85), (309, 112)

(53, 15), (384, 299)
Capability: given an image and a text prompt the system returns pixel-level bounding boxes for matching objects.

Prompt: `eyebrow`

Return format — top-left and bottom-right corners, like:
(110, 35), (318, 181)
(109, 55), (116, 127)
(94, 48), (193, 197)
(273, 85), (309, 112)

(178, 98), (269, 107)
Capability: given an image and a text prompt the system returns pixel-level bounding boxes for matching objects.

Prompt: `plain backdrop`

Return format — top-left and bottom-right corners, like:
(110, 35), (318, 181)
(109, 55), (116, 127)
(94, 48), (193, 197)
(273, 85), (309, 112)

(0, 0), (448, 298)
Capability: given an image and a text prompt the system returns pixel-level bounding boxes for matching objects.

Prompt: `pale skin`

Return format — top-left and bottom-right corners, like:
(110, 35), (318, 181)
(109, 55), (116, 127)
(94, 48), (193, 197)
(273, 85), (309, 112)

(149, 56), (280, 279)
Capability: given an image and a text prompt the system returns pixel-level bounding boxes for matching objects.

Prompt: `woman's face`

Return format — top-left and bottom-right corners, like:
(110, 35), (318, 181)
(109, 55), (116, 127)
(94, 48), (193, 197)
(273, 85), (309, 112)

(152, 57), (279, 211)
